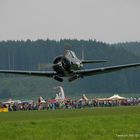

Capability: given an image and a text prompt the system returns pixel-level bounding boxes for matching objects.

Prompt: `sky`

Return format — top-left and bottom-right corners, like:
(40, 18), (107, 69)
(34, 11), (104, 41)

(0, 0), (140, 43)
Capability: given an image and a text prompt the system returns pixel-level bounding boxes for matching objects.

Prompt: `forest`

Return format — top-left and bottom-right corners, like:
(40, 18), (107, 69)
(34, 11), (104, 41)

(0, 39), (140, 99)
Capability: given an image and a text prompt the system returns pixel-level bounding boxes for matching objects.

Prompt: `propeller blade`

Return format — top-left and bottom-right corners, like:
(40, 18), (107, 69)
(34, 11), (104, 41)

(38, 62), (62, 70)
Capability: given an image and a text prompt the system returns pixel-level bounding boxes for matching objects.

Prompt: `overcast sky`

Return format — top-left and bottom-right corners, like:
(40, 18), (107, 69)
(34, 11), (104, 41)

(0, 0), (140, 43)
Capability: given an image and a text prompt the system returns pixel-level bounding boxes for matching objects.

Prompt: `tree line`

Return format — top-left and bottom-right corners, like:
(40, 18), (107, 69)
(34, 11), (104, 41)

(0, 39), (140, 99)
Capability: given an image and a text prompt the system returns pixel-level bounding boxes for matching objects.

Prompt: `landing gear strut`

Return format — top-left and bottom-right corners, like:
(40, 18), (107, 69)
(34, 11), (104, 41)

(68, 75), (83, 82)
(53, 75), (63, 82)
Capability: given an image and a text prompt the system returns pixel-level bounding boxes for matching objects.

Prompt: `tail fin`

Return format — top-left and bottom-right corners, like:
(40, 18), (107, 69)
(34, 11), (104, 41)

(82, 47), (85, 60)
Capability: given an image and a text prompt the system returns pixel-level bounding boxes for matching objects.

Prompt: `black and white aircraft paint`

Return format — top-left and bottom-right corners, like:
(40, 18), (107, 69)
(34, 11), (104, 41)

(0, 50), (140, 82)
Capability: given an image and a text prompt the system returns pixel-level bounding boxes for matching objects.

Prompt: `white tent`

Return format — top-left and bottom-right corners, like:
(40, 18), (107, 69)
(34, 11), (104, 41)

(3, 100), (21, 104)
(109, 94), (126, 100)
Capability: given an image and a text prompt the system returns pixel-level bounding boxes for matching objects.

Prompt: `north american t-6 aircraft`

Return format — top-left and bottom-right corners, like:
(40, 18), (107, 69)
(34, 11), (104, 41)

(0, 50), (140, 82)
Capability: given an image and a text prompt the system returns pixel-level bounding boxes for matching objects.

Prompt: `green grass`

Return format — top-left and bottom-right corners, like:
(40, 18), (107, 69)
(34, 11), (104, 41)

(0, 106), (140, 140)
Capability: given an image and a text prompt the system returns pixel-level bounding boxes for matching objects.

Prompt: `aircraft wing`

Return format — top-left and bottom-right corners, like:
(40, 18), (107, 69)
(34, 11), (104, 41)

(0, 70), (57, 77)
(74, 63), (140, 76)
(81, 60), (107, 64)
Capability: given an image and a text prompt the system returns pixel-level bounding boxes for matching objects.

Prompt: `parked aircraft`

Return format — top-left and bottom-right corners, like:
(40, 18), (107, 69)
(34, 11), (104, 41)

(0, 50), (140, 82)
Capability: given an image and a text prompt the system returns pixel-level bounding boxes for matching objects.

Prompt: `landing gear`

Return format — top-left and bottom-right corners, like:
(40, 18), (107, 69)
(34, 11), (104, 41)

(68, 75), (83, 82)
(53, 75), (63, 82)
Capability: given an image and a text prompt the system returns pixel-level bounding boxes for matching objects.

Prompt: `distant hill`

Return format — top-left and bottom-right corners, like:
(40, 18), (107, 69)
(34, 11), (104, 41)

(0, 39), (140, 100)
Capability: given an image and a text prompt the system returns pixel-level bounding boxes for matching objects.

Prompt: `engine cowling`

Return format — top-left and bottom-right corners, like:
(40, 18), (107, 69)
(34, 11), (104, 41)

(53, 56), (71, 76)
(61, 57), (71, 71)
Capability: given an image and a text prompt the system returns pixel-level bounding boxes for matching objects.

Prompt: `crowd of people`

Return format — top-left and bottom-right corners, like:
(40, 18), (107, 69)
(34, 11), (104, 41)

(1, 86), (140, 112)
(0, 96), (140, 112)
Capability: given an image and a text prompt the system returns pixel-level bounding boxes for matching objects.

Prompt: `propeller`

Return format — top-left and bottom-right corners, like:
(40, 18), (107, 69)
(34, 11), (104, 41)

(38, 44), (71, 70)
(38, 63), (53, 70)
(38, 62), (62, 70)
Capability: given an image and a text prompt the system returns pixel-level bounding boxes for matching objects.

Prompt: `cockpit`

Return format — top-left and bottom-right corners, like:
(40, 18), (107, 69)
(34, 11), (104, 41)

(65, 50), (77, 58)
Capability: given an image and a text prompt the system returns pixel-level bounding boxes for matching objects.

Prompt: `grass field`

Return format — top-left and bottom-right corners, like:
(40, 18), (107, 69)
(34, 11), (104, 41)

(0, 106), (140, 140)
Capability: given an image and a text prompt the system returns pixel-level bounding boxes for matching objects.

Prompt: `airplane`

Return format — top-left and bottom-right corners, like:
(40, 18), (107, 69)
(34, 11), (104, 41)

(0, 49), (140, 82)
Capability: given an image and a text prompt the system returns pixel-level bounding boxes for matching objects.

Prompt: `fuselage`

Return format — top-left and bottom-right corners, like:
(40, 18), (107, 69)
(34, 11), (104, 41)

(65, 50), (83, 70)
